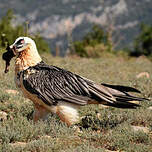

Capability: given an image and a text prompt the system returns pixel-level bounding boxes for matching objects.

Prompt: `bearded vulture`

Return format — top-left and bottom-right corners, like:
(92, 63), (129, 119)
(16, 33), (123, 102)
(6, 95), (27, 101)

(2, 37), (148, 126)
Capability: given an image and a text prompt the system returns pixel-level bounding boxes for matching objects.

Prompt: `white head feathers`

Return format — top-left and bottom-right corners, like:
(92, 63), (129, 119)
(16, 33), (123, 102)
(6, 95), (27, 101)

(12, 37), (42, 71)
(10, 37), (38, 53)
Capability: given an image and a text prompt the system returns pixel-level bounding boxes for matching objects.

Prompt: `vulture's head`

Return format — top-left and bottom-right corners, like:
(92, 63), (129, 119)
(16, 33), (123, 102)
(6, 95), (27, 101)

(10, 37), (37, 54)
(2, 37), (41, 73)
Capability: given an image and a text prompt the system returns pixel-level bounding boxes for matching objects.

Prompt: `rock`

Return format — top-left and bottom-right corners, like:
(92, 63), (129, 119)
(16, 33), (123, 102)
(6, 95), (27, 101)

(105, 150), (121, 152)
(0, 111), (8, 120)
(9, 142), (27, 148)
(5, 89), (19, 95)
(131, 126), (149, 133)
(136, 72), (150, 79)
(97, 113), (101, 119)
(73, 126), (83, 134)
(147, 106), (152, 110)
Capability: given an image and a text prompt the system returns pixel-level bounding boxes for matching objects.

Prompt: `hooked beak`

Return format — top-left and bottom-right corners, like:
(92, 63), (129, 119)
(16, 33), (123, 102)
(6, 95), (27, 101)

(2, 45), (16, 73)
(2, 43), (30, 74)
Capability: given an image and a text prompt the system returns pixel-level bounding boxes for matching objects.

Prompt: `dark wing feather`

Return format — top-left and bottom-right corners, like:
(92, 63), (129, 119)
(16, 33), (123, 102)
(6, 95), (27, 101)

(22, 62), (92, 106)
(101, 83), (141, 93)
(22, 62), (146, 108)
(101, 83), (148, 108)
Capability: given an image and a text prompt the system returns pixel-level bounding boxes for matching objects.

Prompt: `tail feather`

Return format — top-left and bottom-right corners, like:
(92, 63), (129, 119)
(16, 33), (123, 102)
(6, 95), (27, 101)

(99, 83), (148, 108)
(106, 101), (140, 109)
(114, 94), (147, 102)
(89, 84), (116, 104)
(86, 82), (148, 109)
(101, 83), (141, 93)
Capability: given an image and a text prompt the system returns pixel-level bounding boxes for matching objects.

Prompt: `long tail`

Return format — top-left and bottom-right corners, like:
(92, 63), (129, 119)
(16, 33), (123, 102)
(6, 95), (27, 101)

(100, 83), (148, 108)
(86, 78), (148, 109)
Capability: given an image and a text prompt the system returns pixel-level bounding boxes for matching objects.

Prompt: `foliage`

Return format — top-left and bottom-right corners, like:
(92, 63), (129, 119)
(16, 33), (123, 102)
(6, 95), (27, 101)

(32, 34), (50, 53)
(0, 0), (152, 54)
(0, 53), (152, 151)
(0, 10), (25, 48)
(132, 23), (152, 57)
(0, 9), (50, 54)
(73, 25), (113, 58)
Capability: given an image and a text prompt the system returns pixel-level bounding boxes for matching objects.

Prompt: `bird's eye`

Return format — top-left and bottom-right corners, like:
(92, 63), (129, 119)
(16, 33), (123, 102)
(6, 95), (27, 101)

(20, 39), (24, 44)
(16, 39), (24, 45)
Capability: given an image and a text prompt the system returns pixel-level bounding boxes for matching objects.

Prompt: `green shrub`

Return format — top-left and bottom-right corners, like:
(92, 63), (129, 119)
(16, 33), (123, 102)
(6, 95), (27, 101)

(0, 9), (50, 54)
(73, 25), (113, 57)
(132, 23), (152, 57)
(32, 34), (50, 53)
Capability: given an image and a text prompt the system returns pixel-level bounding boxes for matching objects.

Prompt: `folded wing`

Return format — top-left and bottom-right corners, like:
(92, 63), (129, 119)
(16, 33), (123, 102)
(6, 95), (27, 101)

(22, 62), (147, 108)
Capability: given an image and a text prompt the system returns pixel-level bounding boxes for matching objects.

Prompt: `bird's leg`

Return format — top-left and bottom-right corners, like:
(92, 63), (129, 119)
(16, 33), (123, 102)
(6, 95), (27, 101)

(56, 108), (72, 126)
(33, 104), (50, 122)
(55, 103), (80, 126)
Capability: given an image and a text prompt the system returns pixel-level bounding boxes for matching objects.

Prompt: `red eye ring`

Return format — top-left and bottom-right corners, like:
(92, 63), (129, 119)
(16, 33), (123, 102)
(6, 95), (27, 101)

(20, 40), (25, 44)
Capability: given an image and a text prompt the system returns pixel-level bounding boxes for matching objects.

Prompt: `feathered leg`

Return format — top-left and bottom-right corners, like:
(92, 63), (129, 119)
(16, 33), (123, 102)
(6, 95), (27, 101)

(56, 102), (80, 126)
(33, 104), (50, 122)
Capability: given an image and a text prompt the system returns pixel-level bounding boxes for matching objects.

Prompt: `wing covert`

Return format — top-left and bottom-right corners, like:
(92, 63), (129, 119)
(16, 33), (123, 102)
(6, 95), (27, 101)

(22, 63), (91, 106)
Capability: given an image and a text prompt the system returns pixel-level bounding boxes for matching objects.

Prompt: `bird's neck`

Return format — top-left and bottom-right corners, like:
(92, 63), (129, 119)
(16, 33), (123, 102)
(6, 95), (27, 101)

(15, 47), (42, 74)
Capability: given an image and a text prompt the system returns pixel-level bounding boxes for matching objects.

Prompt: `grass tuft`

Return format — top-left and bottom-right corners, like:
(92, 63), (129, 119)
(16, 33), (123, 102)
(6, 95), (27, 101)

(0, 54), (152, 151)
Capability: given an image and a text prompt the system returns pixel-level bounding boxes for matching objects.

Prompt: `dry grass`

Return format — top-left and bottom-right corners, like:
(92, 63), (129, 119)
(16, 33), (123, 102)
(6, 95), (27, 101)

(0, 53), (152, 152)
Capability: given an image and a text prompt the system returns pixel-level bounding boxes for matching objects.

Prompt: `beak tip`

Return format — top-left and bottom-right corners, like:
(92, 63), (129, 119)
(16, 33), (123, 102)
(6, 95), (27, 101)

(4, 70), (8, 73)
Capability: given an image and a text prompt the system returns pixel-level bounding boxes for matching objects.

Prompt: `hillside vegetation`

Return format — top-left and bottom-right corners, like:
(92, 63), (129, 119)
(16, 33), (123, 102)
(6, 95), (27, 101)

(0, 54), (152, 151)
(0, 0), (152, 54)
(0, 10), (50, 54)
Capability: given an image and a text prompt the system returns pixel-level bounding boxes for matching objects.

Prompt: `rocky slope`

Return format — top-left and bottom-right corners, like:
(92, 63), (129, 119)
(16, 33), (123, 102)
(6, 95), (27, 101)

(0, 0), (152, 55)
